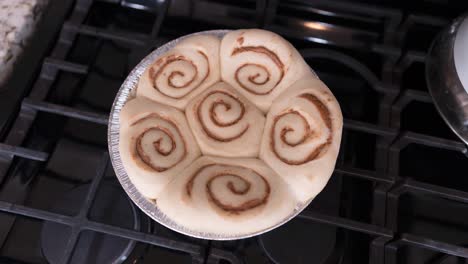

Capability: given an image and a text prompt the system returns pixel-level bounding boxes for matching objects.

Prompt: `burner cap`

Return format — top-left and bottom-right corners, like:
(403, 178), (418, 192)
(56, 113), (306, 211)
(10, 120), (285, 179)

(41, 183), (139, 264)
(259, 217), (338, 264)
(259, 174), (342, 264)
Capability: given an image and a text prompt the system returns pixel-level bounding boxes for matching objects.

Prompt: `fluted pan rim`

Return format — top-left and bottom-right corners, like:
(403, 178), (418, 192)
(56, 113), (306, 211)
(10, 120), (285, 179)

(108, 30), (319, 240)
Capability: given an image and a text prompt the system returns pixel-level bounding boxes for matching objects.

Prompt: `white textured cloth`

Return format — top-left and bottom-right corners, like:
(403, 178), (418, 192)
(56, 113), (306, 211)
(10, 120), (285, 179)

(0, 0), (48, 85)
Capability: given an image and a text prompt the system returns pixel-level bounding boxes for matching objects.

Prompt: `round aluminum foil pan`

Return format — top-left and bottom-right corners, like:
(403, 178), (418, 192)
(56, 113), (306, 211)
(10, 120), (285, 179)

(108, 30), (314, 240)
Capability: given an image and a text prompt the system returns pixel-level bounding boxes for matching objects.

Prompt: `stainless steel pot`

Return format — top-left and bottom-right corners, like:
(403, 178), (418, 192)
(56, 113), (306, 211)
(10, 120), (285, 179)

(426, 13), (468, 144)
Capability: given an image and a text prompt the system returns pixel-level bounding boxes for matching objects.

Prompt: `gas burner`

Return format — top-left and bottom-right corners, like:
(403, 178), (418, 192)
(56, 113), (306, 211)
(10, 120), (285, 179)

(259, 218), (339, 264)
(258, 173), (343, 264)
(41, 182), (146, 264)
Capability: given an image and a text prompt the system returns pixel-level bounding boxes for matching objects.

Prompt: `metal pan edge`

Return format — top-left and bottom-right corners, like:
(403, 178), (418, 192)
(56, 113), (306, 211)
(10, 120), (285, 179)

(108, 30), (314, 240)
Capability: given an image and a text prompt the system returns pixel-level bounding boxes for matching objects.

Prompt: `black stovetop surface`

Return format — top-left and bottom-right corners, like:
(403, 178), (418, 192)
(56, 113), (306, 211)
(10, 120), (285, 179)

(0, 0), (468, 263)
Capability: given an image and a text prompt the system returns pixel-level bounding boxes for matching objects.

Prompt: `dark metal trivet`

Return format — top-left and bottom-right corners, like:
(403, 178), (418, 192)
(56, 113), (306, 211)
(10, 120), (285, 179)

(41, 182), (142, 263)
(0, 0), (467, 263)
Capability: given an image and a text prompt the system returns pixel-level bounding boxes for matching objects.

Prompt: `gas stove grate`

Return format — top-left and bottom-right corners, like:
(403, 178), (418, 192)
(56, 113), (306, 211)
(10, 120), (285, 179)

(0, 0), (467, 263)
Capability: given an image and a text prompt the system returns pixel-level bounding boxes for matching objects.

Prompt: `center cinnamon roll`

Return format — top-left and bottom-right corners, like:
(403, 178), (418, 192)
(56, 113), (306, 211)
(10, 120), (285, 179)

(186, 82), (265, 158)
(197, 90), (249, 142)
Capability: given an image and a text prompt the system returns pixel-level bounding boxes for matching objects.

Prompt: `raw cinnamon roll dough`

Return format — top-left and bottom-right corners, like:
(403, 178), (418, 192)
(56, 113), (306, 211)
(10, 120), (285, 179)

(117, 29), (344, 237)
(259, 76), (343, 202)
(119, 97), (201, 199)
(157, 156), (298, 235)
(220, 29), (311, 113)
(137, 35), (221, 110)
(185, 82), (265, 157)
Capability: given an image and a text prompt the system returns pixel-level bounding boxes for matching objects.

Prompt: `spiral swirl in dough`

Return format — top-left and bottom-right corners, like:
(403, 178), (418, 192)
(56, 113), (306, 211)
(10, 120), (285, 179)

(220, 29), (311, 113)
(260, 76), (343, 202)
(119, 97), (201, 199)
(137, 35), (221, 110)
(186, 82), (265, 157)
(187, 164), (270, 213)
(157, 156), (298, 236)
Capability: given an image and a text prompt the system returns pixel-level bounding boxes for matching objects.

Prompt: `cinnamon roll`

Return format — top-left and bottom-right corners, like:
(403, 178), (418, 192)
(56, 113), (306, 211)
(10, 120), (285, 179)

(157, 156), (297, 235)
(259, 76), (343, 202)
(137, 35), (221, 110)
(119, 97), (201, 199)
(185, 82), (265, 157)
(220, 29), (311, 113)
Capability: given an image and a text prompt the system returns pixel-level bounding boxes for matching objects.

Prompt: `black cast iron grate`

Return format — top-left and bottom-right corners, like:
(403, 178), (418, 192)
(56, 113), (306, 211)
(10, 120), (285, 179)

(0, 0), (467, 263)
